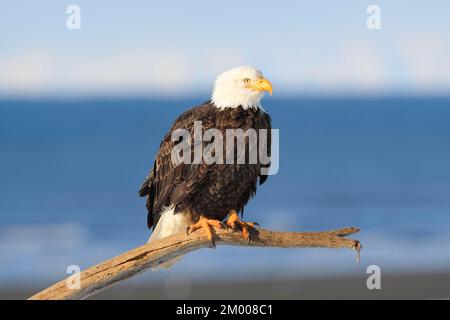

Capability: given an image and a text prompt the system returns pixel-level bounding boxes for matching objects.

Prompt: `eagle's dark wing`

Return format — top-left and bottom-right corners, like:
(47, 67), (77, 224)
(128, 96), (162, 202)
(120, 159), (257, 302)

(139, 102), (215, 229)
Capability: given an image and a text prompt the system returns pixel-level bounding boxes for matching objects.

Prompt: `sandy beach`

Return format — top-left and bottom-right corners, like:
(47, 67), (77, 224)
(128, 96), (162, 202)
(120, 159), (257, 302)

(5, 272), (449, 300)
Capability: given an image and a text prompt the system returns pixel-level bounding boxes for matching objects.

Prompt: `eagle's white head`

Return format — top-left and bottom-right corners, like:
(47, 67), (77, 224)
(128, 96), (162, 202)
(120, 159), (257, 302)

(211, 66), (273, 110)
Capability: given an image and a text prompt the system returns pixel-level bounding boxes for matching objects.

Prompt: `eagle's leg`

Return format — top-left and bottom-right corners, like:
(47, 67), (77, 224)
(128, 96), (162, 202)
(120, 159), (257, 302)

(186, 216), (225, 248)
(226, 210), (259, 243)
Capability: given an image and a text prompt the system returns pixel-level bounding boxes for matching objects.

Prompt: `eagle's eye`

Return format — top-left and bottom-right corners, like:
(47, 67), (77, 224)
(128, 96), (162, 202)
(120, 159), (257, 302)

(242, 78), (251, 84)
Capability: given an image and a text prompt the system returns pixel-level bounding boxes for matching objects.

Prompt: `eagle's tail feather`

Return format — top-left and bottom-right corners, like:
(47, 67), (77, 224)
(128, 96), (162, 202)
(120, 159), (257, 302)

(147, 206), (191, 270)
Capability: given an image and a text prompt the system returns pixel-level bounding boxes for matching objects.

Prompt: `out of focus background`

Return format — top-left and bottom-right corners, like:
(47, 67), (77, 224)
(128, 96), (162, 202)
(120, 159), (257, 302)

(1, 1), (450, 299)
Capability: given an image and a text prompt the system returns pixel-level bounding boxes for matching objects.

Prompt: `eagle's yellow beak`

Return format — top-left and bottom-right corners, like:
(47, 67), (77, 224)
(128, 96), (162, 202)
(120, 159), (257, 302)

(251, 78), (273, 96)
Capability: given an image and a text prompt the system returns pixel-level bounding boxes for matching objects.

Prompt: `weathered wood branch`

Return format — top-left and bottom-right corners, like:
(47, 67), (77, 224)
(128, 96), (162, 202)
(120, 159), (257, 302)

(29, 226), (361, 300)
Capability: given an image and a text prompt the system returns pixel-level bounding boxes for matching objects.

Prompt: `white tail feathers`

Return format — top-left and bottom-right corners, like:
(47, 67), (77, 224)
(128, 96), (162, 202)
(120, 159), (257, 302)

(147, 206), (192, 270)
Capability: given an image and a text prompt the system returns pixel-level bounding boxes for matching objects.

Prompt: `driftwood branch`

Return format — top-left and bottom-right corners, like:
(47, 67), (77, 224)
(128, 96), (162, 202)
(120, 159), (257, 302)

(29, 226), (361, 300)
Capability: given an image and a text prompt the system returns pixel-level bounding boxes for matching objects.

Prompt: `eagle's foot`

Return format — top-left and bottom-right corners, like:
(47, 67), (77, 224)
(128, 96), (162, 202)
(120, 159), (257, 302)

(186, 216), (225, 248)
(226, 210), (259, 244)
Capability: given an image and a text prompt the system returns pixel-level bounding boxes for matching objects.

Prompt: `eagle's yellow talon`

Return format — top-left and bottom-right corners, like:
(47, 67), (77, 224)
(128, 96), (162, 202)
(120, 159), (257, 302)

(226, 210), (258, 243)
(186, 216), (224, 247)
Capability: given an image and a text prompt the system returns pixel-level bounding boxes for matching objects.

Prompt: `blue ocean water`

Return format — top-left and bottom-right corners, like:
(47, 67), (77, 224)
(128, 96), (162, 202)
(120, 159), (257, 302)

(1, 97), (450, 285)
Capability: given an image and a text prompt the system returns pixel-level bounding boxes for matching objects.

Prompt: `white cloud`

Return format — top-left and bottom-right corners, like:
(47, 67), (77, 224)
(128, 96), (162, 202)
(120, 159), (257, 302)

(397, 34), (450, 92)
(0, 34), (449, 97)
(310, 40), (386, 93)
(0, 46), (246, 97)
(72, 48), (190, 94)
(0, 49), (53, 94)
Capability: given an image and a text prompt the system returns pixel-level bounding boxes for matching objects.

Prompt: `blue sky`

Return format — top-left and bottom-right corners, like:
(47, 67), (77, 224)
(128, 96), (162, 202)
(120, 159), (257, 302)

(1, 0), (449, 97)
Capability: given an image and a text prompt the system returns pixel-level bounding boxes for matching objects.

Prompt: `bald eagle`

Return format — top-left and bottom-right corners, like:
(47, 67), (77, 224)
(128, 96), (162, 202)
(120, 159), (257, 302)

(139, 66), (273, 266)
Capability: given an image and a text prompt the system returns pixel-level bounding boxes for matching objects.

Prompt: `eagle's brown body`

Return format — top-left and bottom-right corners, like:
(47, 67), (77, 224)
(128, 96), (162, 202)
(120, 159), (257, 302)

(139, 101), (271, 230)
